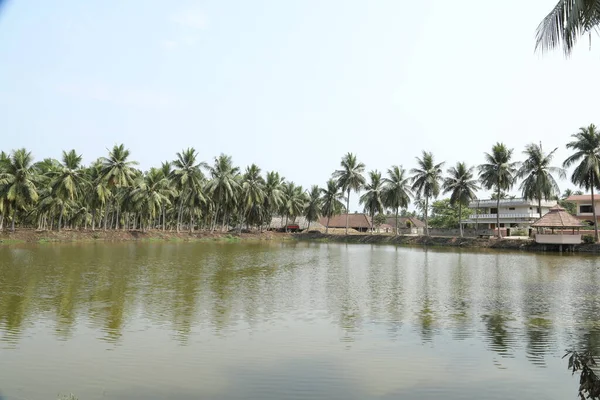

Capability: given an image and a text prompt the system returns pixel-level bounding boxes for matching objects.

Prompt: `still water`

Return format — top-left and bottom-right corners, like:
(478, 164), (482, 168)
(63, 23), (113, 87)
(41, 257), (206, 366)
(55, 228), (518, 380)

(0, 241), (599, 399)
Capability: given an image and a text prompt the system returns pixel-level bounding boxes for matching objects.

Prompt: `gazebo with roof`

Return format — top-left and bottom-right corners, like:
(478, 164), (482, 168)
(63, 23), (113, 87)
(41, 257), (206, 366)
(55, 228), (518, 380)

(531, 205), (583, 245)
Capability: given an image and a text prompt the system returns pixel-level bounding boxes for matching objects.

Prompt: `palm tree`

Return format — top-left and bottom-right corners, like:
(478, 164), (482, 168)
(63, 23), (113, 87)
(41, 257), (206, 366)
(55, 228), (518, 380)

(281, 182), (306, 231)
(261, 171), (285, 230)
(320, 179), (345, 234)
(50, 150), (87, 231)
(159, 161), (174, 231)
(382, 165), (412, 235)
(564, 124), (600, 242)
(517, 143), (566, 222)
(129, 168), (175, 231)
(239, 164), (265, 232)
(411, 151), (444, 236)
(478, 143), (517, 238)
(171, 148), (206, 232)
(100, 144), (138, 230)
(536, 0), (600, 56)
(443, 162), (479, 237)
(359, 170), (384, 234)
(304, 185), (322, 231)
(332, 153), (366, 235)
(0, 149), (39, 231)
(206, 154), (240, 232)
(85, 160), (111, 231)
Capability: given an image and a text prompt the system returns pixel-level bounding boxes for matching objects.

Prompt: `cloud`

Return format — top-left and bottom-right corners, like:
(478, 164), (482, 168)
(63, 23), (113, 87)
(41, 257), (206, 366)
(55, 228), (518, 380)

(58, 83), (179, 109)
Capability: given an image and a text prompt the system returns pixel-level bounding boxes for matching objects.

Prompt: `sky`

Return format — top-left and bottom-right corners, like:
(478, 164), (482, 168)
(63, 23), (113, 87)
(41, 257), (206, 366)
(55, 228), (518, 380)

(0, 0), (598, 211)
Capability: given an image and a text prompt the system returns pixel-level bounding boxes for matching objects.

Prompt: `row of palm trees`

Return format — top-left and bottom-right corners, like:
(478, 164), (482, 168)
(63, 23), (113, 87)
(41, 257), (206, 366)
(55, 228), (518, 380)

(1, 124), (599, 240)
(325, 124), (600, 241)
(0, 146), (309, 234)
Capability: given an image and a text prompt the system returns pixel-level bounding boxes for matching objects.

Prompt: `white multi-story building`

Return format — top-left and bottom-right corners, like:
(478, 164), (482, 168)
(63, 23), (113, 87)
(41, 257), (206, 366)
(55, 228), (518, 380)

(463, 198), (557, 229)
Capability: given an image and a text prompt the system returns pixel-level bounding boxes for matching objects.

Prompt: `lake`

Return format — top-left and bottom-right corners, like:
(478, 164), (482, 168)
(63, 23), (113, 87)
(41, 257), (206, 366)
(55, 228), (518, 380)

(0, 241), (598, 400)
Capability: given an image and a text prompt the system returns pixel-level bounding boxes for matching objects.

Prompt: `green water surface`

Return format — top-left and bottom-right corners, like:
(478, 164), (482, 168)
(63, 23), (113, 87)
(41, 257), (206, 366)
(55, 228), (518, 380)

(0, 241), (598, 400)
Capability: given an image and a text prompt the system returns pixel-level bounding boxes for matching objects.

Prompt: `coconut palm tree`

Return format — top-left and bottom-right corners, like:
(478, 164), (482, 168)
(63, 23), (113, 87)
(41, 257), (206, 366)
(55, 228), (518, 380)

(564, 124), (600, 242)
(478, 143), (517, 238)
(517, 143), (566, 222)
(85, 160), (111, 231)
(206, 154), (240, 232)
(0, 148), (39, 231)
(411, 151), (444, 236)
(443, 162), (479, 237)
(50, 150), (87, 231)
(159, 161), (174, 231)
(239, 164), (265, 232)
(171, 148), (206, 232)
(382, 165), (412, 235)
(281, 182), (307, 231)
(129, 168), (175, 231)
(332, 153), (366, 235)
(536, 0), (600, 56)
(359, 170), (384, 234)
(304, 185), (322, 231)
(320, 179), (345, 234)
(261, 171), (285, 230)
(100, 144), (138, 230)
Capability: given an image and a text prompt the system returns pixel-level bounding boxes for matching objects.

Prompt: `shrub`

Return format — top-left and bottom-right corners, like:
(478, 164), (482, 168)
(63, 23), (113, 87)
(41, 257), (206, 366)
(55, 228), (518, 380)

(583, 235), (595, 244)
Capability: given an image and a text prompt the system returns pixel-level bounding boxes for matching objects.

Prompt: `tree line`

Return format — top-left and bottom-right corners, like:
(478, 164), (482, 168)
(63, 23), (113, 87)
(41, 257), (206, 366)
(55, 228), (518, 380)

(1, 124), (600, 240)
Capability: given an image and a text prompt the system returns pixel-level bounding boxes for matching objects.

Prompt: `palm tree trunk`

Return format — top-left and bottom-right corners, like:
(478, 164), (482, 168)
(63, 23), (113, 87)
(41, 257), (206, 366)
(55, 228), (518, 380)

(285, 214), (288, 233)
(496, 187), (501, 238)
(162, 205), (166, 231)
(371, 211), (374, 235)
(424, 197), (429, 236)
(212, 204), (220, 233)
(91, 209), (96, 231)
(458, 202), (463, 237)
(307, 220), (311, 231)
(58, 204), (64, 232)
(345, 189), (350, 235)
(176, 197), (183, 233)
(326, 216), (330, 234)
(0, 213), (4, 231)
(103, 202), (109, 230)
(11, 208), (16, 232)
(222, 206), (228, 232)
(395, 208), (399, 235)
(190, 212), (194, 233)
(538, 197), (542, 220)
(592, 183), (599, 242)
(115, 204), (120, 230)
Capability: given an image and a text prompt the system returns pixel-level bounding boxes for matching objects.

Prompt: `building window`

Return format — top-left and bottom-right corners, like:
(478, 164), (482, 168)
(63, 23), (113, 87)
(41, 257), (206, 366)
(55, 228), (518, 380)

(490, 208), (498, 214)
(509, 207), (515, 210)
(580, 205), (594, 213)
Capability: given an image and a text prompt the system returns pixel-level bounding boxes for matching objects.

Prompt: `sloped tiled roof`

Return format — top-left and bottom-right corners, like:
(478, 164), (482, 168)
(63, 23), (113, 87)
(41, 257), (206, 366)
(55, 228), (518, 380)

(532, 205), (583, 228)
(319, 213), (372, 228)
(566, 195), (594, 202)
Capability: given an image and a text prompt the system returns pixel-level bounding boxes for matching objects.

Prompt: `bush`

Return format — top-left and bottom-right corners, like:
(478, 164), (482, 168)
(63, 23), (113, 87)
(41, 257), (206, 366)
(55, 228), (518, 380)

(583, 235), (595, 244)
(510, 228), (529, 237)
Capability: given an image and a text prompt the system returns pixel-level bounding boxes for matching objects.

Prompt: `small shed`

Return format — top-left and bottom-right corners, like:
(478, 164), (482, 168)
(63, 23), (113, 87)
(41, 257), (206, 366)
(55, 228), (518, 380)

(531, 205), (583, 245)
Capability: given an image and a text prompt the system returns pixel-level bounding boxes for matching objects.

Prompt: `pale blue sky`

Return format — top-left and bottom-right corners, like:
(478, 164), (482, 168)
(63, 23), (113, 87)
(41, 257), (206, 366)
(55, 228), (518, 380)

(0, 0), (597, 210)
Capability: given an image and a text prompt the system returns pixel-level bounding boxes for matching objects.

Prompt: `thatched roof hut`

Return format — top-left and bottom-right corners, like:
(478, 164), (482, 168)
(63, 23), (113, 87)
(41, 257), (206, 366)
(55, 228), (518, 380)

(531, 205), (583, 228)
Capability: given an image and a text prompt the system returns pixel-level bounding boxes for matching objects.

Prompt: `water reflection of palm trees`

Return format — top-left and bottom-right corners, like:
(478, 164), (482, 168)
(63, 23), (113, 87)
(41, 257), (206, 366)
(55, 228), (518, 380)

(522, 258), (555, 367)
(480, 254), (515, 358)
(448, 253), (472, 340)
(416, 250), (437, 342)
(3, 242), (600, 372)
